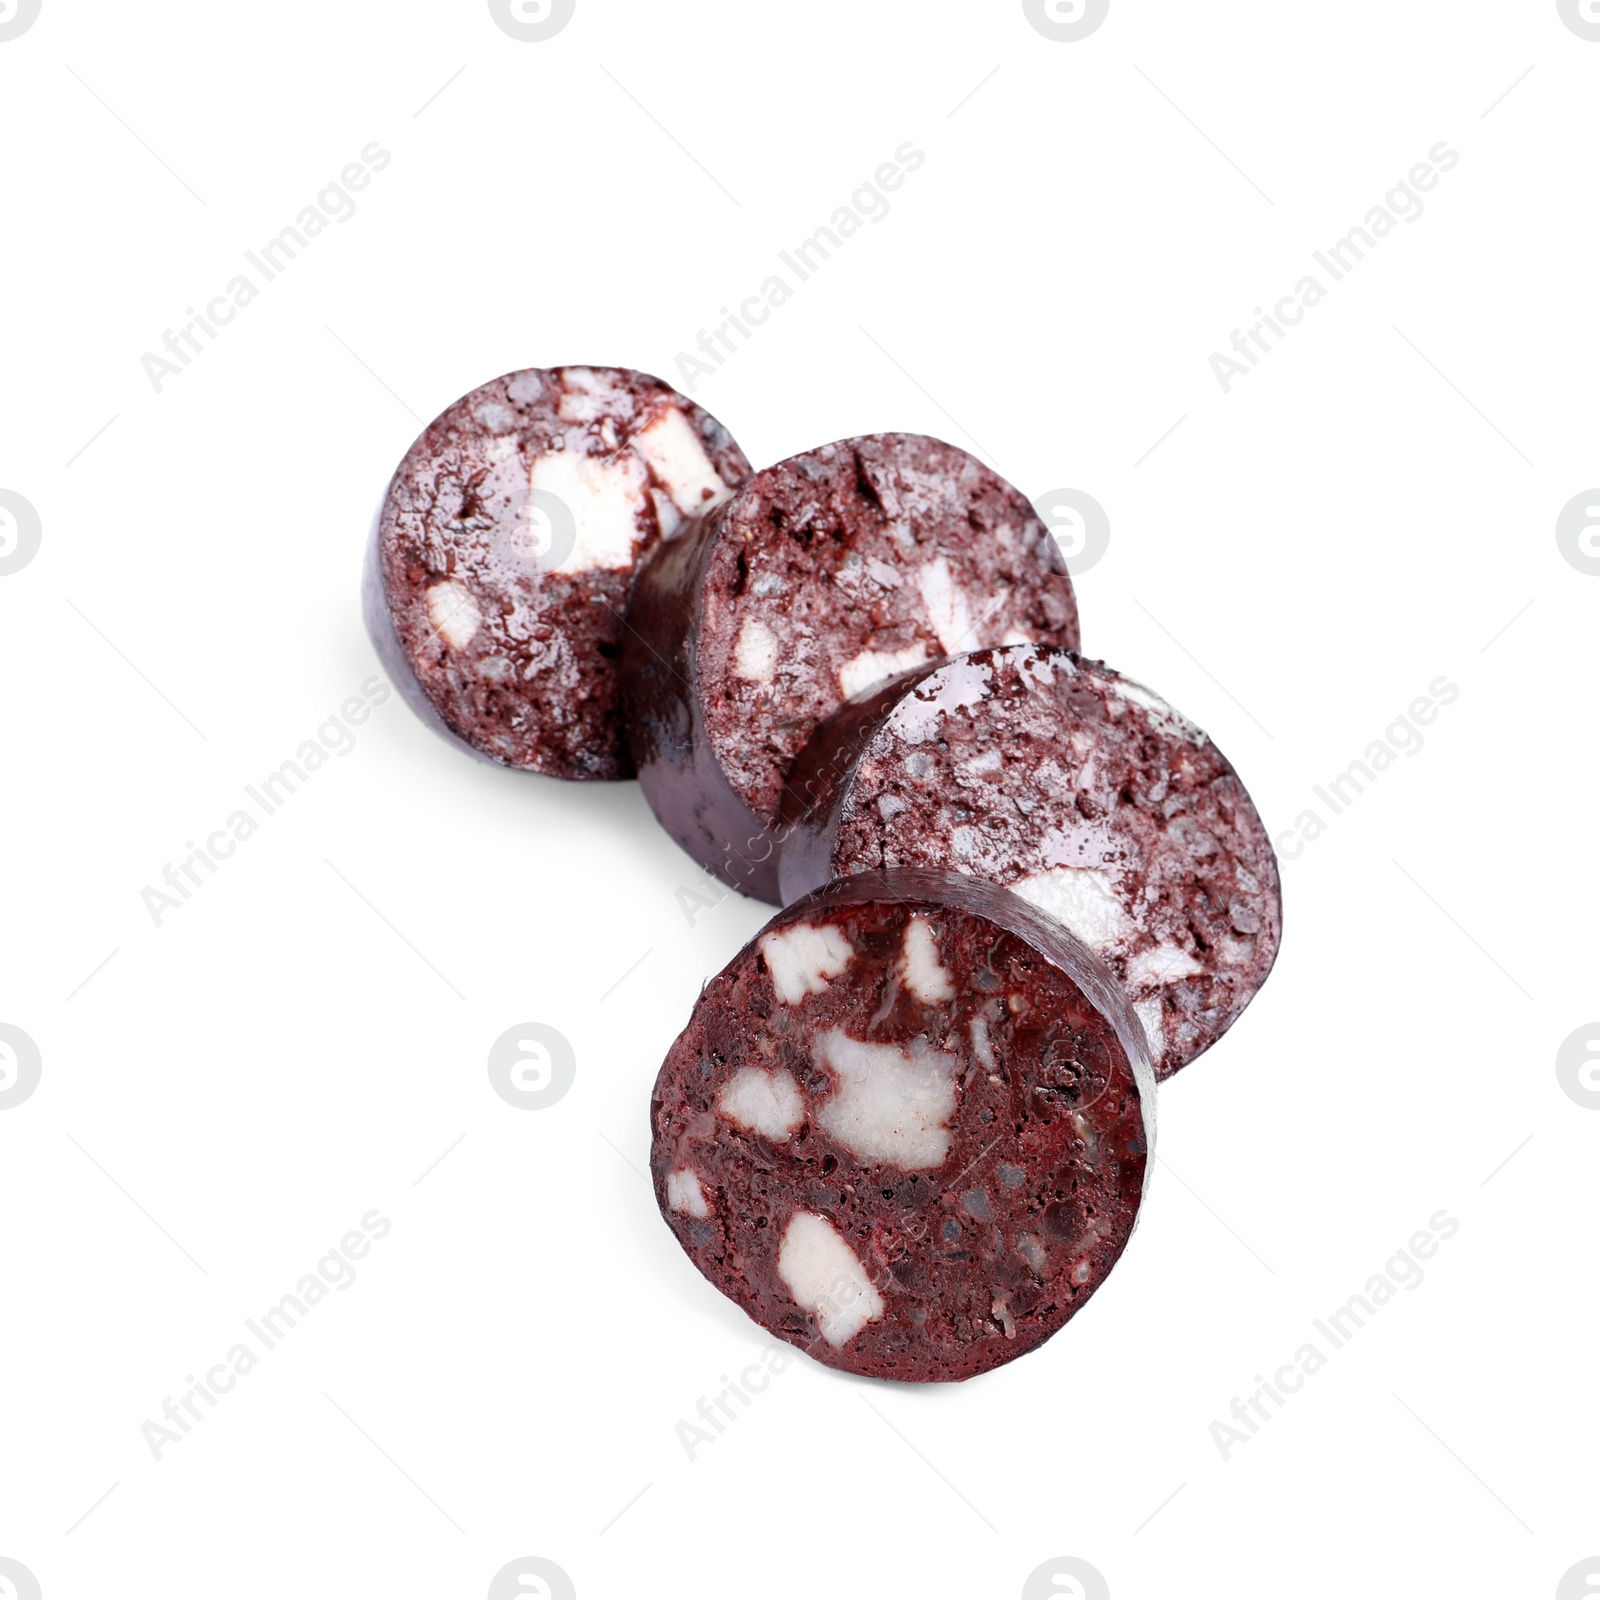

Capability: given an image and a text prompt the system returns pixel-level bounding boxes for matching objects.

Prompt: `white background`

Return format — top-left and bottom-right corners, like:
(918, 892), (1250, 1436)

(1, 2), (1597, 1597)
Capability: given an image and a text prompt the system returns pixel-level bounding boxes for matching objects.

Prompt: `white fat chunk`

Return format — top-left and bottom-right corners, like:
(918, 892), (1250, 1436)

(1020, 648), (1062, 690)
(1133, 997), (1166, 1063)
(528, 449), (649, 572)
(1069, 1110), (1100, 1161)
(717, 1067), (805, 1141)
(884, 656), (993, 743)
(666, 1169), (709, 1218)
(970, 1016), (997, 1073)
(1010, 867), (1132, 950)
(733, 617), (779, 684)
(916, 556), (976, 653)
(555, 366), (629, 422)
(1015, 1232), (1049, 1274)
(651, 488), (683, 540)
(837, 643), (929, 701)
(1125, 942), (1205, 988)
(1001, 628), (1034, 646)
(425, 581), (481, 650)
(777, 1212), (885, 1348)
(760, 922), (854, 1004)
(632, 406), (730, 514)
(813, 1028), (958, 1170)
(899, 917), (955, 1003)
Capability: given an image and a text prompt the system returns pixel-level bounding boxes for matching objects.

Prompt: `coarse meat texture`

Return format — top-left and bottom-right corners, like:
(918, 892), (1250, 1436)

(622, 434), (1079, 900)
(650, 870), (1152, 1383)
(780, 646), (1282, 1078)
(366, 365), (751, 780)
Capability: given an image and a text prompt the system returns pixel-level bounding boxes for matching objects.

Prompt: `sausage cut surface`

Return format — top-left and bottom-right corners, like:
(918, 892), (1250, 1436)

(650, 869), (1152, 1382)
(780, 645), (1282, 1077)
(621, 434), (1079, 898)
(365, 366), (751, 779)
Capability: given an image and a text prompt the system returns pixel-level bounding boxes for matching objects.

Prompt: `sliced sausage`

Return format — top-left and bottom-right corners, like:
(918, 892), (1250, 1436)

(650, 868), (1152, 1382)
(621, 434), (1079, 899)
(365, 366), (751, 780)
(780, 645), (1282, 1077)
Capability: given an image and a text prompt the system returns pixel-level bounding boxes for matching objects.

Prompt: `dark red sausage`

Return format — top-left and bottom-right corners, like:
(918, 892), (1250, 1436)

(365, 366), (751, 780)
(650, 869), (1152, 1383)
(621, 434), (1079, 899)
(780, 646), (1282, 1077)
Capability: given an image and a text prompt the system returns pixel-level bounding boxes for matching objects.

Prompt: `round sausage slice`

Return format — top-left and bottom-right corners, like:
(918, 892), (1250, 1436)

(620, 434), (1079, 900)
(780, 645), (1282, 1078)
(650, 868), (1152, 1383)
(365, 366), (752, 780)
